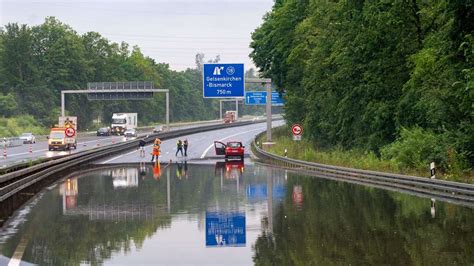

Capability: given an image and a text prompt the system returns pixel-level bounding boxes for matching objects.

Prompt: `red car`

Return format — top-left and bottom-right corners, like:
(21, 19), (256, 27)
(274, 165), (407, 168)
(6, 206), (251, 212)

(214, 141), (245, 161)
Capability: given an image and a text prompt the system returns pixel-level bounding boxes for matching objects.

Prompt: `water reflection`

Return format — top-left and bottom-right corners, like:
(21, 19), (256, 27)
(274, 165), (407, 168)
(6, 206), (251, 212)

(111, 168), (138, 188)
(253, 175), (474, 265)
(431, 198), (436, 218)
(215, 161), (244, 180)
(292, 185), (303, 210)
(175, 160), (188, 179)
(59, 177), (78, 211)
(0, 164), (473, 265)
(205, 212), (246, 247)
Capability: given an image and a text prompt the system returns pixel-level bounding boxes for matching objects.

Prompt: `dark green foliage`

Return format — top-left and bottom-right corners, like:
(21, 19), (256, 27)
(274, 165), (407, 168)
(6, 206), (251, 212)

(0, 93), (17, 116)
(250, 0), (474, 172)
(0, 17), (220, 130)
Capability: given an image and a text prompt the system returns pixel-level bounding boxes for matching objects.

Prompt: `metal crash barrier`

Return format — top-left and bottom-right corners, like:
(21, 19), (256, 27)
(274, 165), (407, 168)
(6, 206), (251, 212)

(2, 137), (23, 148)
(251, 131), (474, 206)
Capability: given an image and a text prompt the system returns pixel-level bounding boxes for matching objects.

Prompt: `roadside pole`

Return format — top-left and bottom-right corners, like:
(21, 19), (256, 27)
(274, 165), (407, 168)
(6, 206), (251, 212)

(235, 99), (239, 120)
(430, 162), (436, 179)
(61, 92), (65, 117)
(166, 91), (170, 131)
(266, 81), (272, 142)
(219, 101), (223, 120)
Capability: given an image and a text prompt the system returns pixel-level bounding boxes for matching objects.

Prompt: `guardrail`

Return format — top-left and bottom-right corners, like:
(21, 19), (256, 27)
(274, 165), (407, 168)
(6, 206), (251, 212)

(2, 137), (23, 148)
(0, 119), (274, 202)
(0, 118), (256, 174)
(252, 131), (474, 206)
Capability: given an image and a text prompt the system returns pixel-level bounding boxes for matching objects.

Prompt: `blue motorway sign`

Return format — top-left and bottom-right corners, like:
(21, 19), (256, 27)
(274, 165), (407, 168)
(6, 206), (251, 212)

(245, 91), (266, 105)
(271, 92), (285, 105)
(206, 211), (246, 247)
(203, 63), (244, 98)
(245, 91), (285, 106)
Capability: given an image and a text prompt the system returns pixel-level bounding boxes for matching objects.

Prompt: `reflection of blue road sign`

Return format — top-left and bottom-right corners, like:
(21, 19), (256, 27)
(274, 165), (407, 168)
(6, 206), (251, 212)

(246, 184), (267, 199)
(246, 184), (286, 201)
(206, 211), (246, 247)
(203, 64), (244, 98)
(245, 91), (285, 105)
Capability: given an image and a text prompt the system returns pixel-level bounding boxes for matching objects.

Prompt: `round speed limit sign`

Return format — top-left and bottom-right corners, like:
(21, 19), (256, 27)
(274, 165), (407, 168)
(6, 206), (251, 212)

(65, 127), (76, 137)
(291, 124), (303, 136)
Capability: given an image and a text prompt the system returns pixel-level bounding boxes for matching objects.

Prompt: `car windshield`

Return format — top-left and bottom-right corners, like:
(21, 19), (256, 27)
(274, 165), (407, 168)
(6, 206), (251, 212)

(112, 119), (126, 124)
(21, 133), (32, 137)
(227, 142), (242, 148)
(125, 130), (134, 133)
(99, 128), (108, 132)
(50, 132), (64, 139)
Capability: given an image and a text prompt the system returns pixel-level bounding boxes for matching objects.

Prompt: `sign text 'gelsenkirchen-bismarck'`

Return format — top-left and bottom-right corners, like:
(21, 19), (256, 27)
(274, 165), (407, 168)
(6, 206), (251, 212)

(203, 63), (244, 98)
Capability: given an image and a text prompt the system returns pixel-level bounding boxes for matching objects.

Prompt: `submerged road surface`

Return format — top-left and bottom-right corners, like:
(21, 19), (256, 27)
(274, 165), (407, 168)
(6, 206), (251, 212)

(1, 121), (473, 264)
(1, 163), (473, 265)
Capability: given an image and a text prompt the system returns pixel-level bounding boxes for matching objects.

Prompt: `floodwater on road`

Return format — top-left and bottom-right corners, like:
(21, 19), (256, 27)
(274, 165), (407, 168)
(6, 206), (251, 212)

(0, 162), (473, 265)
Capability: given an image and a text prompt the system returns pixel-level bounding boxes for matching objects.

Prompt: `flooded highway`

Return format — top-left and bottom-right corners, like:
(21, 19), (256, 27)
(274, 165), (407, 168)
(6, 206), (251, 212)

(0, 162), (473, 265)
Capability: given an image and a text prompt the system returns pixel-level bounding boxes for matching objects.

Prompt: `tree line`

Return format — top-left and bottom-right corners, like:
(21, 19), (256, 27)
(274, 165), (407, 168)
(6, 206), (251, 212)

(250, 0), (473, 173)
(0, 17), (236, 130)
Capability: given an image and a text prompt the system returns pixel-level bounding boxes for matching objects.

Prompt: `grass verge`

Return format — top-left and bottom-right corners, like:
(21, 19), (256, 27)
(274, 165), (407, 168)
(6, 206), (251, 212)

(257, 126), (473, 184)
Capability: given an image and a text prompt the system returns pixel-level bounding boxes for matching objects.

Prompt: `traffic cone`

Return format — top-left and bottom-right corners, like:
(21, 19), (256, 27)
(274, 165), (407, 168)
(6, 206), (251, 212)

(112, 139), (115, 144)
(29, 143), (33, 154)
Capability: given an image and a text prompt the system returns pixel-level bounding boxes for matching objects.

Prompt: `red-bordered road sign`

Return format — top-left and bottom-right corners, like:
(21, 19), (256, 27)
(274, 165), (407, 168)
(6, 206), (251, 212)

(65, 127), (76, 137)
(291, 124), (303, 136)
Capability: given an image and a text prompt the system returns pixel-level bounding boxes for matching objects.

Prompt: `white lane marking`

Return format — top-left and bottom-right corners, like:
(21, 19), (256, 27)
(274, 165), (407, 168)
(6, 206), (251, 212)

(8, 234), (28, 266)
(101, 148), (143, 164)
(200, 127), (265, 159)
(7, 150), (47, 156)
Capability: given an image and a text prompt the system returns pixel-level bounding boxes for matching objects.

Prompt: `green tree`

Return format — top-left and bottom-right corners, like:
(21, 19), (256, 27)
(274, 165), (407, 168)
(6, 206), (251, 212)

(250, 0), (474, 172)
(0, 93), (18, 116)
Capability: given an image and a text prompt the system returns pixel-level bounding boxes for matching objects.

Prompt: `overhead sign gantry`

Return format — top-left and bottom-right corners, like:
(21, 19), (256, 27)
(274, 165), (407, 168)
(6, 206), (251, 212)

(61, 81), (170, 129)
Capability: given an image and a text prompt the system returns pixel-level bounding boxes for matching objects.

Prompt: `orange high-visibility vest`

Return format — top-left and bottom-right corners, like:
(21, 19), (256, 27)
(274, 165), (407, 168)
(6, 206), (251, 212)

(152, 145), (160, 156)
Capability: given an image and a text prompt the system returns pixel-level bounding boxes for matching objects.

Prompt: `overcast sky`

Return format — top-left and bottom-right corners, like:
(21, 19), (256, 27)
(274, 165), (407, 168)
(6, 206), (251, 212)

(0, 0), (273, 71)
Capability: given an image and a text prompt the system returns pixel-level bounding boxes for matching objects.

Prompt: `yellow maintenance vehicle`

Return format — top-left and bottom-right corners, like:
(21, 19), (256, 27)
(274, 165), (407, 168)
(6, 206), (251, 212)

(48, 116), (78, 151)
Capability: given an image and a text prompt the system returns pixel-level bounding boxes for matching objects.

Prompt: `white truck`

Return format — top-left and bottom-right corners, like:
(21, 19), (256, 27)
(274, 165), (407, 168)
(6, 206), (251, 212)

(111, 113), (137, 135)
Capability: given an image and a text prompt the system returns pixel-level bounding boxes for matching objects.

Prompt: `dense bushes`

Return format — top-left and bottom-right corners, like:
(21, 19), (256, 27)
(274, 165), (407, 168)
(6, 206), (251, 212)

(250, 0), (473, 175)
(381, 127), (470, 180)
(0, 115), (48, 137)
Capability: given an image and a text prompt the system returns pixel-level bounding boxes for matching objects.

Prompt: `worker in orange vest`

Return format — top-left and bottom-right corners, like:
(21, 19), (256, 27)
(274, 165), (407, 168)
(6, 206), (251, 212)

(151, 138), (161, 162)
